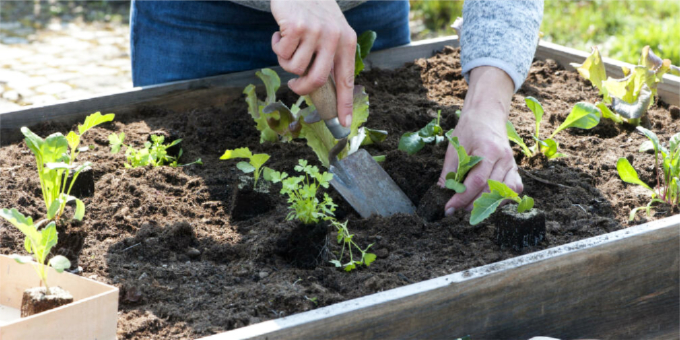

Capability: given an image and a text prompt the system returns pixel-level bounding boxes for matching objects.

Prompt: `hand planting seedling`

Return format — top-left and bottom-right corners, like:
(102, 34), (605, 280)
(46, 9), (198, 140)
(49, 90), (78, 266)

(617, 126), (680, 220)
(398, 109), (446, 155)
(270, 159), (337, 225)
(329, 219), (376, 272)
(22, 112), (114, 221)
(572, 46), (679, 126)
(220, 147), (273, 188)
(507, 98), (600, 159)
(0, 209), (71, 296)
(109, 133), (201, 168)
(443, 130), (482, 193)
(354, 30), (376, 76)
(470, 180), (535, 225)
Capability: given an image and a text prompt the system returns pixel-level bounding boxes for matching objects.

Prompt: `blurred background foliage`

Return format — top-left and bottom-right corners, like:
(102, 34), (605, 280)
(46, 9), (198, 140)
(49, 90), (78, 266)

(410, 0), (680, 65)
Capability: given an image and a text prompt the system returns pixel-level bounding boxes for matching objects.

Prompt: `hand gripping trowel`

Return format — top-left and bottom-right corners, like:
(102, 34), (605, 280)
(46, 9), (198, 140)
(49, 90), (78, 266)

(308, 76), (416, 218)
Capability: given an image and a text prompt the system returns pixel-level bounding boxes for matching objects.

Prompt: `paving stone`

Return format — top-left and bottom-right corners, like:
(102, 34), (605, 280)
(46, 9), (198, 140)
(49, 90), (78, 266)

(35, 82), (72, 95)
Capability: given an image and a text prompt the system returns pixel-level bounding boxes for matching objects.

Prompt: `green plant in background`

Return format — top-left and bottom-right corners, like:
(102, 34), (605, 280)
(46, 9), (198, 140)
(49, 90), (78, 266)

(329, 219), (376, 272)
(443, 130), (482, 193)
(355, 30), (377, 76)
(617, 127), (679, 220)
(572, 46), (678, 126)
(507, 98), (600, 159)
(220, 147), (272, 187)
(398, 109), (446, 155)
(109, 133), (201, 168)
(470, 180), (534, 226)
(270, 160), (337, 225)
(0, 209), (71, 295)
(22, 112), (114, 222)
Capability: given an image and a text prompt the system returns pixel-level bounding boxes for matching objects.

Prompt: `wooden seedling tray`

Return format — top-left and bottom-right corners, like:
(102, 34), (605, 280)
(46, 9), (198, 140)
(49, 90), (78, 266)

(0, 36), (678, 339)
(0, 255), (118, 340)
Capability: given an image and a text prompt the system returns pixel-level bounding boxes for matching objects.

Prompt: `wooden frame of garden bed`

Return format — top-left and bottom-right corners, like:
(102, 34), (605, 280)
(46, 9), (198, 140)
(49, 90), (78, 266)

(0, 36), (678, 339)
(0, 255), (118, 340)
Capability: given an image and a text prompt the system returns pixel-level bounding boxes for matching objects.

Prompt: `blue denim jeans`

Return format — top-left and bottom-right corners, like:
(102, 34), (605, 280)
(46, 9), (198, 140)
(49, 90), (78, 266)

(130, 1), (410, 86)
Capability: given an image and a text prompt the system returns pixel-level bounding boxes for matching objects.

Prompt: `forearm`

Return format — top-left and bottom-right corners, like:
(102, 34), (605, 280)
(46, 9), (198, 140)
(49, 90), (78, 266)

(460, 0), (544, 92)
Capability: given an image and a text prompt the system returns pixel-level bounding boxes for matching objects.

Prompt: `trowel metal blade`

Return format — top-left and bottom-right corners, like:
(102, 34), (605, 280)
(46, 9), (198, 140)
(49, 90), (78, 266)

(329, 149), (416, 218)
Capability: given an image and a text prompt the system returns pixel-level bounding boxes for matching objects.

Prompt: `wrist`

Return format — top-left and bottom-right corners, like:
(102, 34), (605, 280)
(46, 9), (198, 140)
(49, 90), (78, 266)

(462, 66), (514, 118)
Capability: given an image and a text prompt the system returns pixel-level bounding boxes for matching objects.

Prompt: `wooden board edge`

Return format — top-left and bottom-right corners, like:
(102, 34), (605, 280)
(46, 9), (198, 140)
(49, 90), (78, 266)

(201, 214), (680, 340)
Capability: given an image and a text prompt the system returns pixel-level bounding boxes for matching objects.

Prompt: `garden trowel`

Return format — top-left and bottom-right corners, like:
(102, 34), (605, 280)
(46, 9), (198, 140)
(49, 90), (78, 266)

(308, 76), (416, 218)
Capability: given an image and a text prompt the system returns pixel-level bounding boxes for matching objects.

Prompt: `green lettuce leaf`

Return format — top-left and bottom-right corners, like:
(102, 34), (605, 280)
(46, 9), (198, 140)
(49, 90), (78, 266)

(551, 102), (601, 138)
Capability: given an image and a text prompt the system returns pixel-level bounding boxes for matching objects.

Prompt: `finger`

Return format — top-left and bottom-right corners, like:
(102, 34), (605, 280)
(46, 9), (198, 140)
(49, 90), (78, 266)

(272, 31), (300, 60)
(438, 143), (460, 188)
(279, 39), (316, 76)
(465, 162), (509, 211)
(333, 31), (357, 127)
(503, 167), (524, 194)
(445, 157), (497, 213)
(288, 47), (335, 95)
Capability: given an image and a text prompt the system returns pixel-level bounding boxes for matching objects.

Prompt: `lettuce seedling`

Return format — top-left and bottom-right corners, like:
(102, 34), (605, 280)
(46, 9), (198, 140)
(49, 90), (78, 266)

(329, 219), (376, 272)
(270, 159), (337, 225)
(617, 126), (680, 220)
(220, 147), (272, 187)
(109, 133), (201, 168)
(398, 109), (446, 155)
(470, 180), (534, 225)
(22, 112), (114, 221)
(572, 46), (678, 126)
(0, 209), (71, 296)
(354, 30), (376, 76)
(444, 131), (482, 193)
(507, 98), (600, 159)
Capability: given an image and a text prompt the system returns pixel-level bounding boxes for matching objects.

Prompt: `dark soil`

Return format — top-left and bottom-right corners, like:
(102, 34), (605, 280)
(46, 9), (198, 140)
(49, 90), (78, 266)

(21, 286), (74, 317)
(1, 46), (678, 339)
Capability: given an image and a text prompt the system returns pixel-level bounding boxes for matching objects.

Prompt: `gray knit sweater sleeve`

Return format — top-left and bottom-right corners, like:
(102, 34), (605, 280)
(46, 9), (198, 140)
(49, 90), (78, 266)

(460, 0), (544, 92)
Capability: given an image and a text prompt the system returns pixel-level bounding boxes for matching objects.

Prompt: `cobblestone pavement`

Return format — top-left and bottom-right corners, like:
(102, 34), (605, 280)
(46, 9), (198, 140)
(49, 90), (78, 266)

(1, 4), (132, 113)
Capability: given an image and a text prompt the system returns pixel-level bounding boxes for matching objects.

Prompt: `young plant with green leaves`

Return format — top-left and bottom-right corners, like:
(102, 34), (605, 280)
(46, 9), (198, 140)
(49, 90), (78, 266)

(398, 109), (446, 155)
(22, 112), (114, 222)
(354, 30), (376, 76)
(109, 133), (201, 168)
(507, 98), (600, 159)
(470, 180), (535, 225)
(220, 147), (272, 187)
(572, 46), (679, 126)
(329, 219), (376, 272)
(0, 209), (71, 296)
(443, 131), (482, 193)
(616, 126), (680, 220)
(270, 160), (337, 225)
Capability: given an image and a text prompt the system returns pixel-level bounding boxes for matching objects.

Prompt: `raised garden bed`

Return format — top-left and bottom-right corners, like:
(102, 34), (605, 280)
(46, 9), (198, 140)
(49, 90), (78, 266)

(0, 36), (678, 339)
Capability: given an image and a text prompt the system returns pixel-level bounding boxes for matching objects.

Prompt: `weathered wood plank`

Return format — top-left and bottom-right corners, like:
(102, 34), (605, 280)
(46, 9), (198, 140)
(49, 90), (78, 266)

(204, 215), (680, 340)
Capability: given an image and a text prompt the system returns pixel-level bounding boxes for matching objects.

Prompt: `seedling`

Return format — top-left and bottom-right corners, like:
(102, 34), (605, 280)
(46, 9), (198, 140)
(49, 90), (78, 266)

(0, 209), (71, 296)
(109, 133), (201, 168)
(220, 147), (272, 187)
(270, 160), (337, 225)
(22, 112), (114, 221)
(444, 130), (482, 193)
(617, 126), (679, 220)
(470, 180), (534, 225)
(572, 46), (679, 125)
(354, 30), (377, 76)
(329, 219), (376, 272)
(398, 109), (446, 155)
(507, 98), (600, 159)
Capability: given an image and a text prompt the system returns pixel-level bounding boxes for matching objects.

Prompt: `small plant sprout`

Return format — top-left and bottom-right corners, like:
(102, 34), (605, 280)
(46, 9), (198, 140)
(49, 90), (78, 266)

(444, 130), (482, 193)
(572, 46), (679, 125)
(329, 219), (376, 272)
(109, 133), (201, 168)
(617, 127), (680, 220)
(270, 160), (337, 225)
(354, 30), (377, 76)
(0, 209), (71, 296)
(507, 98), (601, 159)
(470, 180), (534, 225)
(398, 109), (446, 155)
(22, 112), (115, 222)
(220, 147), (272, 187)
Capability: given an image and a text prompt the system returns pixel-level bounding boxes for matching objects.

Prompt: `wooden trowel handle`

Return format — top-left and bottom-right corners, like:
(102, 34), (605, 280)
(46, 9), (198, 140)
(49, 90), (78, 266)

(309, 76), (339, 121)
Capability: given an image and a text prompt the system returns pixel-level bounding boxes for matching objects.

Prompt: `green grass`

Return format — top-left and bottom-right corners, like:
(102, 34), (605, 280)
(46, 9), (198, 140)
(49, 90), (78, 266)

(410, 0), (679, 65)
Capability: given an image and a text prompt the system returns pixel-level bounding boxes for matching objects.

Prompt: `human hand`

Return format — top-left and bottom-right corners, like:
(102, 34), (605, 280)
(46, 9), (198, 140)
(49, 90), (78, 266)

(438, 66), (522, 215)
(271, 0), (357, 127)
